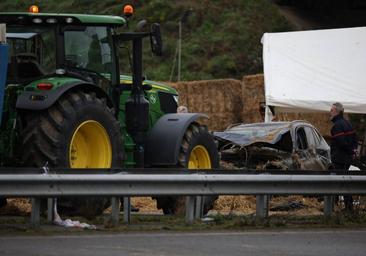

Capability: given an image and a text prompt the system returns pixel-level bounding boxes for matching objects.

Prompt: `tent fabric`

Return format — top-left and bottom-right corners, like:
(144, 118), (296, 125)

(262, 27), (366, 114)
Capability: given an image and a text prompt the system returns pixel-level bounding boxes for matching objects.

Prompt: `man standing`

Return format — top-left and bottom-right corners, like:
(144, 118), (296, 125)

(329, 102), (358, 211)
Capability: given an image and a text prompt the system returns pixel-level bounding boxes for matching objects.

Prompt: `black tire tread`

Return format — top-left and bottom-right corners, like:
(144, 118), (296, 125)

(158, 122), (219, 215)
(20, 90), (123, 218)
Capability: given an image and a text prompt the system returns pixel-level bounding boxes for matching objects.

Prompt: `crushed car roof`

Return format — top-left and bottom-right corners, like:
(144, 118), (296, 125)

(213, 121), (303, 147)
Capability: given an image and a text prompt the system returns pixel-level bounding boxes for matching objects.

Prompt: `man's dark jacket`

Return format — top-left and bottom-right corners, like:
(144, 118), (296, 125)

(330, 114), (357, 165)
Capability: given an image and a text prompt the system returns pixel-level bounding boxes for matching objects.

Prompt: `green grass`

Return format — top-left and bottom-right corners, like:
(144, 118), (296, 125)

(0, 0), (293, 81)
(1, 211), (366, 235)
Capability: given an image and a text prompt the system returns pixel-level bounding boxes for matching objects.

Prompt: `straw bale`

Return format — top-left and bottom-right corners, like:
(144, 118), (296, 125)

(169, 82), (188, 106)
(240, 74), (332, 136)
(214, 195), (256, 213)
(0, 198), (31, 216)
(241, 74), (265, 124)
(210, 113), (242, 131)
(276, 112), (332, 136)
(131, 197), (161, 213)
(213, 195), (324, 216)
(171, 79), (243, 131)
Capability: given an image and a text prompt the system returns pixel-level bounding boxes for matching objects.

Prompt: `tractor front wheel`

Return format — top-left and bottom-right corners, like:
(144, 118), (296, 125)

(156, 122), (219, 215)
(20, 90), (123, 218)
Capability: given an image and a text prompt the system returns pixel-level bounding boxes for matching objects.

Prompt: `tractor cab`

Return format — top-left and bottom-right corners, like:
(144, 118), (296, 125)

(6, 28), (56, 82)
(1, 13), (122, 89)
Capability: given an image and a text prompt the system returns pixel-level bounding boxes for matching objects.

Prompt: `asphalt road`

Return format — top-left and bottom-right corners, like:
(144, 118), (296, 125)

(0, 229), (365, 256)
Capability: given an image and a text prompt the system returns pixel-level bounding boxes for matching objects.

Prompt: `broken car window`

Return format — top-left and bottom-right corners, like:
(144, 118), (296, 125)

(296, 127), (308, 150)
(304, 126), (318, 148)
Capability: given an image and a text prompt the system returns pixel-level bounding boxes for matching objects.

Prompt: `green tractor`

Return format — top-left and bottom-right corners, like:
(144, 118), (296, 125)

(0, 6), (219, 217)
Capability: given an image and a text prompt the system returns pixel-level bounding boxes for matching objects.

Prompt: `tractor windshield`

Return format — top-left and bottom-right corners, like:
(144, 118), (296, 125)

(6, 26), (56, 82)
(64, 26), (114, 80)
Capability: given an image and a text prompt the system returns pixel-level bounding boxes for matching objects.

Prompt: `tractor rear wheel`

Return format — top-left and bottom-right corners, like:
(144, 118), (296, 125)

(156, 122), (219, 215)
(20, 90), (123, 219)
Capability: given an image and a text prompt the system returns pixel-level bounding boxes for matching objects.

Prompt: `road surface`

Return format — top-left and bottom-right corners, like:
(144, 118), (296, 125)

(0, 229), (365, 256)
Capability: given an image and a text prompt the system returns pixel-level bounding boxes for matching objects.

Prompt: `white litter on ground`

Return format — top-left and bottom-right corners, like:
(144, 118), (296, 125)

(349, 165), (360, 171)
(53, 200), (96, 230)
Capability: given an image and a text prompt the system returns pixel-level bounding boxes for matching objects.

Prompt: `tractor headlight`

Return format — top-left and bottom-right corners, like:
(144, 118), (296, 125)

(32, 18), (43, 24)
(46, 18), (57, 24)
(173, 95), (179, 104)
(65, 17), (74, 24)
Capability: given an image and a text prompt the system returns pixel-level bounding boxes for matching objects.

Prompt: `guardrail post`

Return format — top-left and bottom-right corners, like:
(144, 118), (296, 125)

(31, 197), (41, 228)
(256, 195), (269, 219)
(324, 195), (334, 217)
(47, 198), (55, 223)
(185, 196), (195, 224)
(195, 196), (203, 219)
(111, 197), (120, 226)
(0, 24), (5, 43)
(123, 197), (131, 224)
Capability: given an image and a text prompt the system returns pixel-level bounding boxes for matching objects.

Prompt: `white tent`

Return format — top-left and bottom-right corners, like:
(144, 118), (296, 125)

(262, 27), (366, 121)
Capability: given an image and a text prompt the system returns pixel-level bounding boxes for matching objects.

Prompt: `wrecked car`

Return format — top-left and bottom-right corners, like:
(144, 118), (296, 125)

(214, 121), (331, 170)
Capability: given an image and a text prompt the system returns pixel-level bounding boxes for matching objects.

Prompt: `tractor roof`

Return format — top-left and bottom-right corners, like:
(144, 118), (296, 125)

(0, 12), (126, 26)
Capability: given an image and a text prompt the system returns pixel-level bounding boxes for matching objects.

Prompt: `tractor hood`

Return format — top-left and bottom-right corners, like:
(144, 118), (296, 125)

(120, 75), (178, 95)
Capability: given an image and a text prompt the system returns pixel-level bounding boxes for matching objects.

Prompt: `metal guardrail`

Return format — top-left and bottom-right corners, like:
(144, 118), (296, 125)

(0, 169), (366, 228)
(1, 173), (366, 196)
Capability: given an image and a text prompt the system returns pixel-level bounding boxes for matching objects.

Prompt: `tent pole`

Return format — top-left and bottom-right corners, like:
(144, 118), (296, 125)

(264, 106), (273, 123)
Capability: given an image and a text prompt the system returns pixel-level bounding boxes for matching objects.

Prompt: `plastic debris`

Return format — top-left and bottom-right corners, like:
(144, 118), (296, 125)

(54, 217), (97, 229)
(201, 217), (214, 222)
(53, 199), (96, 229)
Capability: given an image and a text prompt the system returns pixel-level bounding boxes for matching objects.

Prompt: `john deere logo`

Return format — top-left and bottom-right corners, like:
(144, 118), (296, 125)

(149, 94), (157, 104)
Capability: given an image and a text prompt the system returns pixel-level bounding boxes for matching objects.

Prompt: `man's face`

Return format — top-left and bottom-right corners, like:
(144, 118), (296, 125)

(329, 105), (338, 119)
(177, 106), (188, 113)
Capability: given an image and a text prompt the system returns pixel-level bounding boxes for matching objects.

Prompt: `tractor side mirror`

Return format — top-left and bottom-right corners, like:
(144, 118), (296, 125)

(150, 23), (163, 56)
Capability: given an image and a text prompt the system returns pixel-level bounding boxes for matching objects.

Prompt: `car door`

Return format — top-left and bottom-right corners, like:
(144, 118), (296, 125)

(294, 125), (327, 170)
(305, 126), (331, 169)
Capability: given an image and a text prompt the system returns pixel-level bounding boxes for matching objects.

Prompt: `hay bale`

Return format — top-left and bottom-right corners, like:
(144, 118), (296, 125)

(241, 74), (332, 136)
(208, 112), (242, 131)
(171, 79), (243, 131)
(241, 74), (265, 124)
(276, 112), (332, 136)
(214, 195), (256, 213)
(169, 82), (188, 106)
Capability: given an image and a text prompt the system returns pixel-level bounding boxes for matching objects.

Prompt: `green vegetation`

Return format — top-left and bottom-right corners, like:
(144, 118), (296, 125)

(1, 212), (366, 234)
(0, 0), (293, 81)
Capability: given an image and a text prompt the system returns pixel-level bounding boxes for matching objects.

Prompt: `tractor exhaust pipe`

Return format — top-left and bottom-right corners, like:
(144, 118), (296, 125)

(125, 36), (149, 168)
(122, 22), (163, 168)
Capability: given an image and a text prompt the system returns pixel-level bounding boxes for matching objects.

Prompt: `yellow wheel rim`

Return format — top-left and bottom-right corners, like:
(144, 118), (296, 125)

(69, 120), (112, 168)
(188, 145), (211, 169)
